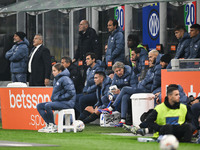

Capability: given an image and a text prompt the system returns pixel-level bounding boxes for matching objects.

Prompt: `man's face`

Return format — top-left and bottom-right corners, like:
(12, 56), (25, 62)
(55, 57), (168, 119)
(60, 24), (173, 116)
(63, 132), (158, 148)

(107, 20), (116, 32)
(160, 61), (168, 69)
(94, 74), (103, 86)
(86, 55), (94, 67)
(190, 28), (200, 38)
(174, 30), (184, 39)
(13, 34), (21, 43)
(127, 38), (134, 48)
(169, 90), (180, 104)
(61, 59), (70, 68)
(131, 51), (139, 61)
(79, 20), (88, 32)
(148, 52), (157, 68)
(114, 67), (124, 78)
(33, 35), (42, 47)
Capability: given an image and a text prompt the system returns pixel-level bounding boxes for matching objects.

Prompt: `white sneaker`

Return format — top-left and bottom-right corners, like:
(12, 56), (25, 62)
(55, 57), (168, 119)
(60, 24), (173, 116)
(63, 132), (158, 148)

(45, 123), (57, 133)
(38, 123), (49, 133)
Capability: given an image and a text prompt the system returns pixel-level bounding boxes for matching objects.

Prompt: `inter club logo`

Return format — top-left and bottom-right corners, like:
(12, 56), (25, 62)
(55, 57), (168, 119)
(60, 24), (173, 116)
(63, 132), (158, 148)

(148, 9), (160, 40)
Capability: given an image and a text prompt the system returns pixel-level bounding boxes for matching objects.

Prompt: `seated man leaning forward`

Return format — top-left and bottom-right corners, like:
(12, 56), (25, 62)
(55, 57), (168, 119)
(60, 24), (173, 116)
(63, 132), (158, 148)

(124, 84), (193, 143)
(78, 71), (111, 123)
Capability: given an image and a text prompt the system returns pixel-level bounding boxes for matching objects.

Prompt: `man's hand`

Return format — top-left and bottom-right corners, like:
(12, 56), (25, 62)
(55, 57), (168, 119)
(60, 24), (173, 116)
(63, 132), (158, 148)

(190, 99), (199, 105)
(112, 89), (120, 95)
(44, 78), (50, 86)
(72, 59), (76, 63)
(155, 92), (161, 104)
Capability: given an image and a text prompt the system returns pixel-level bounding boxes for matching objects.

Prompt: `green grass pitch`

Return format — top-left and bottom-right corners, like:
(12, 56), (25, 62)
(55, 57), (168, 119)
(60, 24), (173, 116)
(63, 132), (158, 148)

(0, 123), (199, 150)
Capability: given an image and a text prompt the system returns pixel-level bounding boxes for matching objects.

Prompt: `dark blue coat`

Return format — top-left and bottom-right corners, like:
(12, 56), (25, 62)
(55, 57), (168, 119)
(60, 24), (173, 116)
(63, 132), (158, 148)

(5, 38), (29, 73)
(111, 65), (132, 89)
(83, 60), (105, 94)
(106, 26), (125, 65)
(175, 32), (191, 59)
(188, 33), (200, 58)
(137, 54), (162, 93)
(132, 48), (148, 76)
(94, 76), (112, 109)
(151, 54), (162, 94)
(51, 69), (76, 108)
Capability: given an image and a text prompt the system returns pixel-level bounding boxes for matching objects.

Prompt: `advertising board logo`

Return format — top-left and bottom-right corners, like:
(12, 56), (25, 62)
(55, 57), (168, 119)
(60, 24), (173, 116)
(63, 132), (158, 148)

(148, 9), (159, 40)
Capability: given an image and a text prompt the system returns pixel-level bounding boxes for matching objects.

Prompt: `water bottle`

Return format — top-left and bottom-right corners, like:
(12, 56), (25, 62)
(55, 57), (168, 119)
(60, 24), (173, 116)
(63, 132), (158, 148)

(137, 137), (155, 142)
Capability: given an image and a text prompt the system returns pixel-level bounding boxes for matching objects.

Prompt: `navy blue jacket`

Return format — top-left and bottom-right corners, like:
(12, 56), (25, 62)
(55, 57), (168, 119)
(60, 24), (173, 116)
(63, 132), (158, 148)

(51, 69), (76, 108)
(83, 60), (105, 94)
(5, 38), (29, 73)
(94, 76), (112, 109)
(106, 26), (125, 65)
(133, 48), (148, 76)
(175, 32), (191, 59)
(188, 33), (200, 58)
(137, 54), (162, 93)
(111, 65), (132, 89)
(130, 71), (139, 89)
(151, 54), (162, 94)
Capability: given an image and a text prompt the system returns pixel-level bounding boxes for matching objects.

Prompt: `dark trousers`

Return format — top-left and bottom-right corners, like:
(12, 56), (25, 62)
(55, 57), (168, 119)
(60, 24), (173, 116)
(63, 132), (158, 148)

(160, 123), (193, 142)
(191, 103), (200, 130)
(74, 92), (97, 113)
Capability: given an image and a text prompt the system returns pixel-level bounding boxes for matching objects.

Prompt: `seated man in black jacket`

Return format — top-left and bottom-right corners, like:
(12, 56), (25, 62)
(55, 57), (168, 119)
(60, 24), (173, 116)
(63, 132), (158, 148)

(61, 56), (83, 94)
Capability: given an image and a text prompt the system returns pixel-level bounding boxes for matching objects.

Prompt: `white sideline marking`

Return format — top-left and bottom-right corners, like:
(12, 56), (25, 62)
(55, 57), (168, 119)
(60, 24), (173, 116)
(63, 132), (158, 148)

(0, 143), (32, 147)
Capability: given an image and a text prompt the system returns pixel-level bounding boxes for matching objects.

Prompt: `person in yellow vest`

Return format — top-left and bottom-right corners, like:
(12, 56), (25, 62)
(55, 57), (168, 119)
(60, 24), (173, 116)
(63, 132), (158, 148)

(144, 84), (192, 142)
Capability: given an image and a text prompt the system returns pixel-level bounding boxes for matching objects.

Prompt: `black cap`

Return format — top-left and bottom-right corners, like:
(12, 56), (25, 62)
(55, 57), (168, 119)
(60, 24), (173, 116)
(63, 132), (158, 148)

(15, 32), (26, 40)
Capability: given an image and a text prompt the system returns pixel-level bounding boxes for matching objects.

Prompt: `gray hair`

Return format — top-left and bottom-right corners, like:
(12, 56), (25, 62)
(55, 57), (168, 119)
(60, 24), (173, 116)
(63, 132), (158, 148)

(112, 61), (125, 71)
(35, 34), (43, 41)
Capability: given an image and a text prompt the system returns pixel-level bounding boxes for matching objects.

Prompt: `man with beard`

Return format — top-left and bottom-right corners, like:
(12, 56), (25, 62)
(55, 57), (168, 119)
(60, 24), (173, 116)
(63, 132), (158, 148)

(131, 47), (148, 81)
(143, 84), (192, 142)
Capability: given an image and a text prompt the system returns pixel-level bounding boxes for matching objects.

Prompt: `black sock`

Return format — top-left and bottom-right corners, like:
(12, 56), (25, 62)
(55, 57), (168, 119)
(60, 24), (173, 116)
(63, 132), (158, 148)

(83, 113), (99, 124)
(78, 110), (91, 121)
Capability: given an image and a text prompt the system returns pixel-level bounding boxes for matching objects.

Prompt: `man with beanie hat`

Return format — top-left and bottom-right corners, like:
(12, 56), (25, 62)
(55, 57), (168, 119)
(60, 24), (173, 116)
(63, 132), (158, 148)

(5, 31), (29, 83)
(160, 54), (171, 69)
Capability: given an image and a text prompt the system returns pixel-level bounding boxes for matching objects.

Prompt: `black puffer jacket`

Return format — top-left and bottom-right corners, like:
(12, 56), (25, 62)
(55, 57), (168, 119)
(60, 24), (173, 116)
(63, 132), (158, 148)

(74, 27), (101, 61)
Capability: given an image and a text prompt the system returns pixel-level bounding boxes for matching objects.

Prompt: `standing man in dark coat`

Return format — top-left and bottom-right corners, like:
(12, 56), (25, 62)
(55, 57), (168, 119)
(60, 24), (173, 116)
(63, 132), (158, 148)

(72, 20), (101, 83)
(72, 20), (101, 63)
(28, 34), (52, 86)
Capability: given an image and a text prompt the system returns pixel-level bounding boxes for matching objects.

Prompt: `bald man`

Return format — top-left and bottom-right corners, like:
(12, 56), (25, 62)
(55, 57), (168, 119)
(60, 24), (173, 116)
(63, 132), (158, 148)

(73, 20), (101, 63)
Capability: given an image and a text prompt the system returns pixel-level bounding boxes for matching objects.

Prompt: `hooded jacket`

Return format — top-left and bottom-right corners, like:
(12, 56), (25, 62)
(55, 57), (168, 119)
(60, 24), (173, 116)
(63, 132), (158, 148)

(106, 26), (125, 65)
(111, 65), (132, 89)
(188, 33), (200, 58)
(83, 60), (105, 94)
(51, 69), (76, 108)
(137, 54), (162, 93)
(175, 32), (191, 59)
(5, 38), (29, 73)
(95, 76), (112, 109)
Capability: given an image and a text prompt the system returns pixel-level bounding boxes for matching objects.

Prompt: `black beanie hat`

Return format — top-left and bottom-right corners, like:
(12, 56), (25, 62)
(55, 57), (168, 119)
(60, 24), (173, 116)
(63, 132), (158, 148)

(15, 32), (26, 40)
(160, 54), (171, 64)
